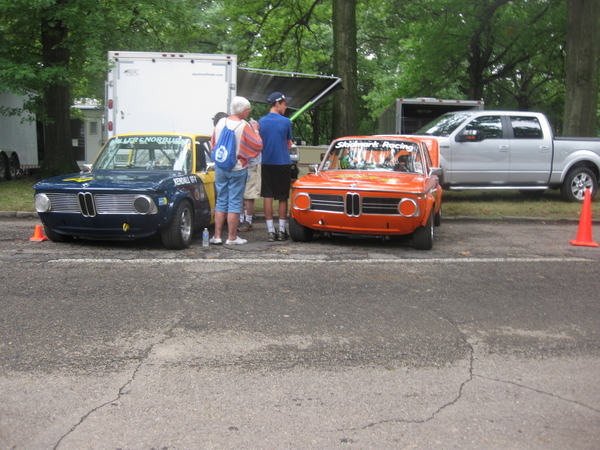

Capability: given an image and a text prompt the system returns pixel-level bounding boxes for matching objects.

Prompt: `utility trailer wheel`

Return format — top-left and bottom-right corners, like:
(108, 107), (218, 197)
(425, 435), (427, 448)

(0, 154), (7, 182)
(7, 154), (19, 180)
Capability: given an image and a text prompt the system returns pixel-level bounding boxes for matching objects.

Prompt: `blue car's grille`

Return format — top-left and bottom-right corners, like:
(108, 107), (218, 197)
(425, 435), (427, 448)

(47, 193), (141, 215)
(45, 193), (80, 213)
(95, 194), (139, 214)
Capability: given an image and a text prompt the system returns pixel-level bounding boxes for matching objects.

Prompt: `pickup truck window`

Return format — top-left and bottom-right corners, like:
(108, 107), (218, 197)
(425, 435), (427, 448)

(510, 116), (544, 139)
(464, 116), (503, 139)
(416, 113), (469, 136)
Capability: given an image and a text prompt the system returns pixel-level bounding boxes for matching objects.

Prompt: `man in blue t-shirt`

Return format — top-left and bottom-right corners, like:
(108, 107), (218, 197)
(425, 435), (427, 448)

(259, 92), (293, 242)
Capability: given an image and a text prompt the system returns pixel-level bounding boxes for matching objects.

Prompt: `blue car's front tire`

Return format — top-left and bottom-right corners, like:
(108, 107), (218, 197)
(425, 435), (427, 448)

(161, 201), (194, 249)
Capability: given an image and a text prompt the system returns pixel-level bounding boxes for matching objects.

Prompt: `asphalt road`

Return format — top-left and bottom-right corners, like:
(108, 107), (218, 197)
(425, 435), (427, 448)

(0, 216), (599, 449)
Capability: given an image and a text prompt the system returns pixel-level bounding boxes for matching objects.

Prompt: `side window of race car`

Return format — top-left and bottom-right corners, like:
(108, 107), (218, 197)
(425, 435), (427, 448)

(195, 139), (213, 172)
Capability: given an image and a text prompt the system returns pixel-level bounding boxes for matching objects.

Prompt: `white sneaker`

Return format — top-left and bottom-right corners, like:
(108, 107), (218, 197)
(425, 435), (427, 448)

(225, 237), (247, 245)
(209, 237), (222, 245)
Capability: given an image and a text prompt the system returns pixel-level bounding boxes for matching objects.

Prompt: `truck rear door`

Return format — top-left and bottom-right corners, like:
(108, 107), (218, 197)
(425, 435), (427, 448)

(450, 114), (509, 184)
(507, 115), (552, 184)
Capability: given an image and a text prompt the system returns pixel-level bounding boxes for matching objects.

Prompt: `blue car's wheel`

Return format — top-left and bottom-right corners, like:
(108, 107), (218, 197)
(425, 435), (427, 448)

(43, 225), (74, 243)
(161, 201), (194, 249)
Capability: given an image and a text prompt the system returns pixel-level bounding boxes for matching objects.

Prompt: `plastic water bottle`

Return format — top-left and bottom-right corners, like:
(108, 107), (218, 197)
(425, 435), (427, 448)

(202, 228), (209, 247)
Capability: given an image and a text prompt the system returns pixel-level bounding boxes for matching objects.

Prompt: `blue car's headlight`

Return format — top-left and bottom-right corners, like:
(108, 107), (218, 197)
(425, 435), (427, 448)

(133, 195), (158, 215)
(34, 194), (51, 212)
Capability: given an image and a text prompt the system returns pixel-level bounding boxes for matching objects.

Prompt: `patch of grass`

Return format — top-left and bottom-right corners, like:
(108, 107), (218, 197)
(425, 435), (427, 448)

(0, 176), (586, 220)
(442, 189), (583, 219)
(0, 176), (37, 212)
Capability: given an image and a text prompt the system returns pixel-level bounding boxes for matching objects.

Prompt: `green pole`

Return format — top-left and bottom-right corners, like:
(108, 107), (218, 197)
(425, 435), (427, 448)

(290, 101), (314, 122)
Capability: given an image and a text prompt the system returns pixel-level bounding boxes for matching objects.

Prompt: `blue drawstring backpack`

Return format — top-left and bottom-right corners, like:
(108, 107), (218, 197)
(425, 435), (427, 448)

(212, 122), (242, 171)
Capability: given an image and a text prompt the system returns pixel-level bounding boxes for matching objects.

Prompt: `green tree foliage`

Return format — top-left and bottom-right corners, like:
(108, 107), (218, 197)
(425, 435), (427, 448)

(0, 0), (212, 176)
(361, 0), (568, 128)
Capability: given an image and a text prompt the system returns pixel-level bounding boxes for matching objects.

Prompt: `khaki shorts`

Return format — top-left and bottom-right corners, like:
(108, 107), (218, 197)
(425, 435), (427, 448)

(244, 164), (261, 199)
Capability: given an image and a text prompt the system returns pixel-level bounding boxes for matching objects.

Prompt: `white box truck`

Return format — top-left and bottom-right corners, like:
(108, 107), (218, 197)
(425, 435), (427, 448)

(105, 51), (237, 138)
(0, 91), (40, 181)
(378, 97), (484, 135)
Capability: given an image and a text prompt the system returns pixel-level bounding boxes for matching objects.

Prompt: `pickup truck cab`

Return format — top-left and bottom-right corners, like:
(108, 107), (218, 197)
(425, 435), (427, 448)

(416, 111), (600, 201)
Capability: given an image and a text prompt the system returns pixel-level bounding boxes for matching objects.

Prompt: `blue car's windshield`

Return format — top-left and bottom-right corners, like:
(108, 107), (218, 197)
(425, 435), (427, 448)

(93, 135), (193, 171)
(416, 113), (470, 136)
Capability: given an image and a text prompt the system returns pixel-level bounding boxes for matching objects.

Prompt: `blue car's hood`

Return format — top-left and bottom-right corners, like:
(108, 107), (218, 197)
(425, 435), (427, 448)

(34, 170), (194, 191)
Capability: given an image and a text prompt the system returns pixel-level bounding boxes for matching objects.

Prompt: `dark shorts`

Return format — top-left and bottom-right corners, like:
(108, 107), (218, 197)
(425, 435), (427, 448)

(261, 164), (291, 201)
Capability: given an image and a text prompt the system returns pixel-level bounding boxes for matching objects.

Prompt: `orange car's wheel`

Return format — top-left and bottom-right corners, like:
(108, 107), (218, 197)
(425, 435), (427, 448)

(434, 203), (442, 227)
(289, 217), (314, 242)
(413, 211), (434, 250)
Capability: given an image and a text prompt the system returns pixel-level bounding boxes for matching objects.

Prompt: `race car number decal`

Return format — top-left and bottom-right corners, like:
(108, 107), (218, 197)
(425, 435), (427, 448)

(173, 175), (199, 186)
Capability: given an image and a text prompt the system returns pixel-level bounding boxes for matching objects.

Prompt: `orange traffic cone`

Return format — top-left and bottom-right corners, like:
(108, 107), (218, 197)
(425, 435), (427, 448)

(30, 225), (48, 242)
(570, 188), (598, 247)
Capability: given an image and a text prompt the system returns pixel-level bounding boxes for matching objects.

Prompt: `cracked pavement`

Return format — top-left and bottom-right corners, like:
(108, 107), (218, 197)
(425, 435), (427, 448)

(0, 217), (599, 448)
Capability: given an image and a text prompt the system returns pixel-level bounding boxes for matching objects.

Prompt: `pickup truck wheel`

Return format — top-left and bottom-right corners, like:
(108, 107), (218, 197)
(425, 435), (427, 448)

(161, 201), (194, 249)
(561, 167), (597, 202)
(289, 217), (314, 242)
(44, 225), (74, 243)
(413, 211), (434, 250)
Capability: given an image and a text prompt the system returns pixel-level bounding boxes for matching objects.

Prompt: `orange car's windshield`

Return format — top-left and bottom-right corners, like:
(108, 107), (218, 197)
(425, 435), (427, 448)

(321, 139), (424, 174)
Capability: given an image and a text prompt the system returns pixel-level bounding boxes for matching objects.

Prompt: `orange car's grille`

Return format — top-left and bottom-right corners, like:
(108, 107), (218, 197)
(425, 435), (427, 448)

(362, 197), (402, 215)
(307, 193), (401, 216)
(309, 193), (345, 212)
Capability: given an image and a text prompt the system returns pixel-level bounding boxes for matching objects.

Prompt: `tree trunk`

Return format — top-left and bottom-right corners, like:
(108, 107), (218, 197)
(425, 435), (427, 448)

(563, 0), (600, 137)
(40, 1), (79, 177)
(332, 0), (358, 138)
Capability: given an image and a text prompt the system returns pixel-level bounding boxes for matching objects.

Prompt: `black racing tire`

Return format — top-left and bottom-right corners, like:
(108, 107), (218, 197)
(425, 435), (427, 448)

(44, 225), (74, 243)
(289, 216), (314, 242)
(7, 154), (19, 180)
(561, 167), (597, 202)
(0, 154), (7, 182)
(434, 204), (442, 227)
(413, 210), (434, 250)
(161, 200), (194, 249)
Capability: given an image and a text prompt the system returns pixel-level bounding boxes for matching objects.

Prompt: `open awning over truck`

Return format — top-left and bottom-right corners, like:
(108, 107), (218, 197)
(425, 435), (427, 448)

(237, 68), (343, 120)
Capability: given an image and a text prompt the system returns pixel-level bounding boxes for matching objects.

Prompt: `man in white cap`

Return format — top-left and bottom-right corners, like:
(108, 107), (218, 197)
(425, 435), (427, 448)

(259, 91), (293, 241)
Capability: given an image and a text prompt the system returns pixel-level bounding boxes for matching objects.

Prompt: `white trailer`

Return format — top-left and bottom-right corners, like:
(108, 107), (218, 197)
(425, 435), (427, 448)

(0, 91), (39, 180)
(105, 51), (237, 138)
(378, 97), (484, 135)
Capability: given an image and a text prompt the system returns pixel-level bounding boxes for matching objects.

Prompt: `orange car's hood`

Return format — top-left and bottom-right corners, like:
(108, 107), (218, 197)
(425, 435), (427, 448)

(293, 170), (429, 192)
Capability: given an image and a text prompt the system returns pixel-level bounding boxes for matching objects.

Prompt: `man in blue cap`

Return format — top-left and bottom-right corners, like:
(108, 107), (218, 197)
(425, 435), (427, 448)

(259, 92), (293, 241)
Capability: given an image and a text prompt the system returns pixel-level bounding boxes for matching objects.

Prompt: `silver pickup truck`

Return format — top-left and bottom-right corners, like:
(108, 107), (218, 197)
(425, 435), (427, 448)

(416, 111), (600, 201)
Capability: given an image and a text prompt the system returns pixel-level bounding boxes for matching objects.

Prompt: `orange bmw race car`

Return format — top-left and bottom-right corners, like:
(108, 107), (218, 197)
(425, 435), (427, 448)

(289, 135), (443, 250)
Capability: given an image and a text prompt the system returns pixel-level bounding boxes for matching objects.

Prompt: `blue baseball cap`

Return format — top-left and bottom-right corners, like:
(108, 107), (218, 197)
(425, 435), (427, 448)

(268, 92), (292, 104)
